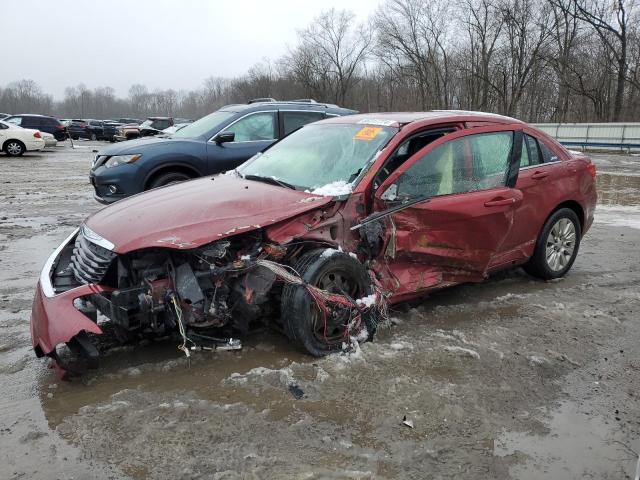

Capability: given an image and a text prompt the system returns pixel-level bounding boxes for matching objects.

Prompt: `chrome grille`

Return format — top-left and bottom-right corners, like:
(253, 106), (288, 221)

(69, 231), (117, 284)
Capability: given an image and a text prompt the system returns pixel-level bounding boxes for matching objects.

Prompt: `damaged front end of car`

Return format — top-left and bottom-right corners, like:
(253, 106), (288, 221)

(31, 220), (385, 379)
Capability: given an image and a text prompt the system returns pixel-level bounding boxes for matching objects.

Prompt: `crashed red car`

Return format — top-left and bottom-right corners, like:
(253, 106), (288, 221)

(31, 111), (597, 375)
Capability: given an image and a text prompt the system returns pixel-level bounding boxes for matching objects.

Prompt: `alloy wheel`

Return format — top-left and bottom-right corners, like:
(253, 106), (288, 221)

(545, 218), (576, 272)
(7, 142), (22, 155)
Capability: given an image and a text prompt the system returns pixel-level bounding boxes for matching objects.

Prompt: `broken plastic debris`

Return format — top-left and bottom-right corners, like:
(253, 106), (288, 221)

(402, 415), (414, 428)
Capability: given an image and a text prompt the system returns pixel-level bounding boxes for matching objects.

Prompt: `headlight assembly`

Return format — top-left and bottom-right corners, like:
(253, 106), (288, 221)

(104, 154), (141, 168)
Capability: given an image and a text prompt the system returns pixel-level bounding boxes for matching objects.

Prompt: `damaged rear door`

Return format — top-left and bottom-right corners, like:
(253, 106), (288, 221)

(373, 125), (524, 298)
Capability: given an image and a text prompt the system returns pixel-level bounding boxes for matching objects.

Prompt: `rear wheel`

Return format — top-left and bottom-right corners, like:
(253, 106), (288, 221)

(90, 132), (97, 141)
(281, 249), (374, 357)
(524, 208), (581, 280)
(147, 171), (191, 189)
(4, 140), (25, 156)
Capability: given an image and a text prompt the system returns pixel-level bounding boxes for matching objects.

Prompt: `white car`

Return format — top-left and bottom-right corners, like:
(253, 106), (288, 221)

(41, 131), (57, 148)
(0, 120), (45, 156)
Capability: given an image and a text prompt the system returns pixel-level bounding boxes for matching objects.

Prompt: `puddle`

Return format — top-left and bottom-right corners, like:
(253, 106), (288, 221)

(495, 402), (636, 479)
(597, 173), (640, 206)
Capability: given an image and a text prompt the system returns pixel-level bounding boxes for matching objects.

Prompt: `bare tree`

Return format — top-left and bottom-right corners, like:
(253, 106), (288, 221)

(286, 9), (371, 104)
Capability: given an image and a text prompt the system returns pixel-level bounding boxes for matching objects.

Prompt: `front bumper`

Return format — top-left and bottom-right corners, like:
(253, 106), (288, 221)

(90, 165), (140, 203)
(30, 229), (110, 362)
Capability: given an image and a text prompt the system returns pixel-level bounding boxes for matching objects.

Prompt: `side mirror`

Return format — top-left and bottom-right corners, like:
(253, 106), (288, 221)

(380, 183), (398, 202)
(214, 132), (235, 144)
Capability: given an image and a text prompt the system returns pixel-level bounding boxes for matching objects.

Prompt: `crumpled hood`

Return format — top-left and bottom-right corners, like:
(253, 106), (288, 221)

(86, 174), (332, 253)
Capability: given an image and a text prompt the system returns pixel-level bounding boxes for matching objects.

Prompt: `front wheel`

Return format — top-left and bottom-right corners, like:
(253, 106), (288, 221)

(281, 249), (374, 357)
(4, 140), (25, 156)
(524, 208), (581, 280)
(147, 171), (191, 189)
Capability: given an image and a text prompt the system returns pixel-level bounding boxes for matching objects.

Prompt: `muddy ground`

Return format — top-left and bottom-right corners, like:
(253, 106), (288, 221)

(0, 140), (638, 479)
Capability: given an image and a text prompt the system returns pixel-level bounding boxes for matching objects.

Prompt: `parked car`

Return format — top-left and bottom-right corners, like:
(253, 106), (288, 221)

(91, 101), (357, 203)
(111, 118), (141, 125)
(0, 120), (45, 155)
(67, 119), (116, 141)
(66, 119), (89, 139)
(4, 114), (67, 141)
(41, 132), (57, 148)
(114, 117), (174, 141)
(30, 111), (597, 375)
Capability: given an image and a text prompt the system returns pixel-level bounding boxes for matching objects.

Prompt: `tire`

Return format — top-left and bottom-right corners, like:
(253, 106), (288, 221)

(4, 140), (25, 156)
(90, 133), (97, 141)
(524, 208), (581, 280)
(72, 135), (79, 140)
(281, 249), (374, 357)
(147, 171), (191, 189)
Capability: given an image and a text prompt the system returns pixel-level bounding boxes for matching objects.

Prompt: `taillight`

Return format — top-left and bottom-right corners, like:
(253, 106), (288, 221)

(587, 163), (597, 178)
(34, 132), (42, 138)
(55, 124), (64, 130)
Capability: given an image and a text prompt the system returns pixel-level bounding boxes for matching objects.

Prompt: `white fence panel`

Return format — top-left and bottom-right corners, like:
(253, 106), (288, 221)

(532, 123), (640, 152)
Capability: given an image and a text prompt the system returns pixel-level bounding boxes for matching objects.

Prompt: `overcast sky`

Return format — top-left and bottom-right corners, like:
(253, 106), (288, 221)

(2, 0), (381, 99)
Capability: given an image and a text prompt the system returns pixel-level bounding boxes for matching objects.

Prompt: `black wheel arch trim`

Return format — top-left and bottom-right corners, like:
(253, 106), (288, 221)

(143, 161), (204, 189)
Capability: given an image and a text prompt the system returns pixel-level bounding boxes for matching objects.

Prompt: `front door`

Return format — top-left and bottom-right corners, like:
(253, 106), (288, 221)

(373, 126), (524, 299)
(205, 111), (278, 174)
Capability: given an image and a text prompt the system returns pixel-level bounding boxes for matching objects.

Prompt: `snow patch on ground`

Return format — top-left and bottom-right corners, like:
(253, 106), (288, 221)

(311, 180), (353, 196)
(443, 346), (480, 360)
(224, 366), (294, 387)
(595, 205), (640, 230)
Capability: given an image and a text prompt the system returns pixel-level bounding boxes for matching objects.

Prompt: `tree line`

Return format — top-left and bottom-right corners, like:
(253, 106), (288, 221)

(1, 0), (638, 123)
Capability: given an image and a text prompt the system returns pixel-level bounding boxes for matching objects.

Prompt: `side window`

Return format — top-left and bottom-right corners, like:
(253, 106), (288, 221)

(282, 111), (324, 136)
(151, 119), (170, 130)
(396, 131), (513, 199)
(520, 141), (531, 167)
(538, 140), (556, 162)
(6, 117), (22, 126)
(523, 134), (542, 166)
(375, 128), (454, 188)
(0, 123), (8, 130)
(226, 112), (277, 142)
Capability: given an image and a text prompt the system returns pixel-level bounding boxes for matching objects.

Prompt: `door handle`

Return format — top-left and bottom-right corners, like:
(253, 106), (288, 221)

(484, 197), (517, 207)
(531, 170), (549, 180)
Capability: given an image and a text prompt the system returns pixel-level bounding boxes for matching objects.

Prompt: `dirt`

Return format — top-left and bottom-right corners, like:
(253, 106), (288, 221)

(0, 142), (639, 479)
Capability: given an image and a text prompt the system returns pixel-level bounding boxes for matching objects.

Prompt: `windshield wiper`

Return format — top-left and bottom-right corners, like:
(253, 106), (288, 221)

(242, 174), (297, 190)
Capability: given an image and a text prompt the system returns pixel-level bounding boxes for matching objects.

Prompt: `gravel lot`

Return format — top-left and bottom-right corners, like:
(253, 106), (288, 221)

(0, 140), (639, 479)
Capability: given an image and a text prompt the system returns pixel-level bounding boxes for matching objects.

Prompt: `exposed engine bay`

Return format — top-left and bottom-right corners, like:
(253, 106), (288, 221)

(45, 226), (385, 376)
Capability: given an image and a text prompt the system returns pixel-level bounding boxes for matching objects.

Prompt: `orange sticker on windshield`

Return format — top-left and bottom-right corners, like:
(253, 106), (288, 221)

(354, 126), (382, 141)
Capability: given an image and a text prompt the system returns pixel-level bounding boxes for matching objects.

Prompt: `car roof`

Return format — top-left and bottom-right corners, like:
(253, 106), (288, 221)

(8, 114), (58, 119)
(319, 110), (524, 127)
(220, 101), (356, 114)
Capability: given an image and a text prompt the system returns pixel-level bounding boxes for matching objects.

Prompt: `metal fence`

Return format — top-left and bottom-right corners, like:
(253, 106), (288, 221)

(532, 123), (640, 152)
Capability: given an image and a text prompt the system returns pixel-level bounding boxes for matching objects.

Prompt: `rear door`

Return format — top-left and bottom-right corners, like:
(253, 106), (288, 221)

(205, 110), (278, 174)
(373, 125), (523, 297)
(495, 131), (567, 265)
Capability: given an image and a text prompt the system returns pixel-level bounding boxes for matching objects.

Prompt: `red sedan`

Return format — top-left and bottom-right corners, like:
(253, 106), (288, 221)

(30, 111), (597, 375)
